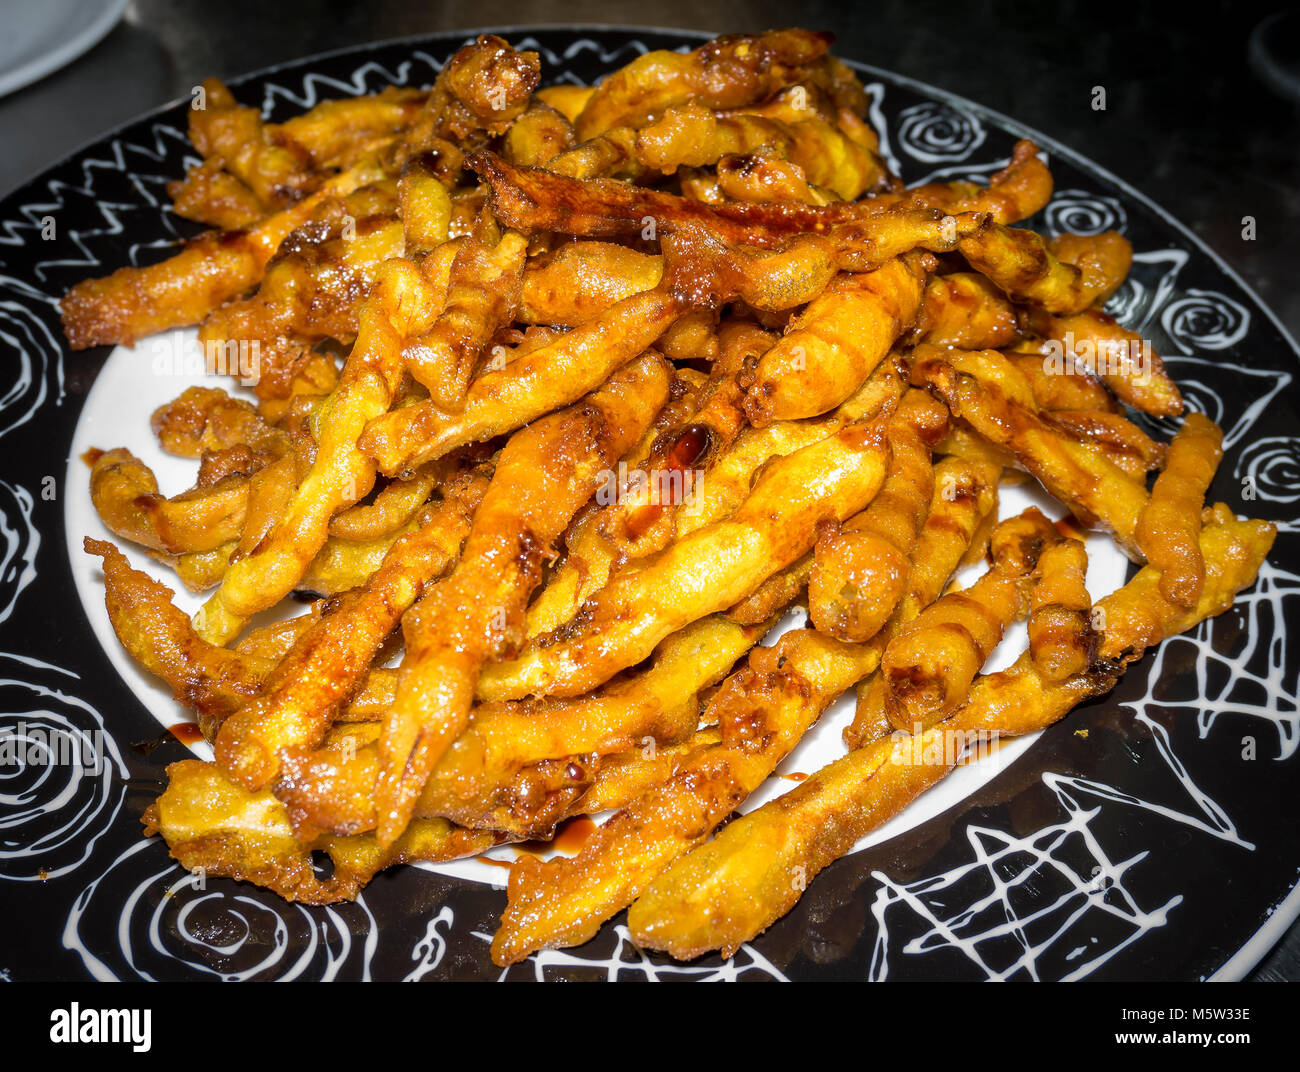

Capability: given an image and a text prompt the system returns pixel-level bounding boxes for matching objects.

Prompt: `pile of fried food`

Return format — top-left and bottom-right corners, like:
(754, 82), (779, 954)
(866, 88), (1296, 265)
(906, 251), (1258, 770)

(64, 29), (1274, 965)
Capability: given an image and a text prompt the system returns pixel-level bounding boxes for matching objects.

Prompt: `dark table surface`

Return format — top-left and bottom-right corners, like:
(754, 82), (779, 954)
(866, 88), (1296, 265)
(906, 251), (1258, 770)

(0, 0), (1295, 981)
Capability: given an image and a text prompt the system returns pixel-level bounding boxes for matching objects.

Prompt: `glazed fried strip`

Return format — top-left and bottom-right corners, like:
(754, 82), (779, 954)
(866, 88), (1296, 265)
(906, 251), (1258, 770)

(478, 408), (895, 702)
(360, 287), (685, 475)
(518, 240), (663, 324)
(272, 616), (763, 838)
(472, 150), (984, 260)
(914, 346), (1149, 557)
(189, 78), (319, 208)
(194, 258), (437, 643)
(634, 102), (886, 199)
(627, 512), (1275, 960)
(572, 28), (834, 140)
(489, 625), (880, 965)
(61, 161), (381, 349)
(1032, 307), (1184, 418)
(146, 759), (502, 905)
(1028, 533), (1095, 682)
(880, 508), (1055, 733)
(915, 272), (1020, 349)
(808, 389), (947, 641)
(89, 448), (247, 554)
(899, 139), (1053, 225)
(958, 223), (1094, 315)
(213, 464), (490, 790)
(376, 353), (671, 845)
(745, 254), (929, 425)
(1135, 413), (1225, 607)
(401, 211), (529, 409)
(842, 455), (1002, 749)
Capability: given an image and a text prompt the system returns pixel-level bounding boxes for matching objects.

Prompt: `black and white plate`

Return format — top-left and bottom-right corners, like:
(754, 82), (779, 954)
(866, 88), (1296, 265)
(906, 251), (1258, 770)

(0, 27), (1297, 982)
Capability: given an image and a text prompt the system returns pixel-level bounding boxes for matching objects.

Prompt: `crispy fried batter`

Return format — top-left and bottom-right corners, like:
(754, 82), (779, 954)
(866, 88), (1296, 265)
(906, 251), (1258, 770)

(1135, 413), (1225, 606)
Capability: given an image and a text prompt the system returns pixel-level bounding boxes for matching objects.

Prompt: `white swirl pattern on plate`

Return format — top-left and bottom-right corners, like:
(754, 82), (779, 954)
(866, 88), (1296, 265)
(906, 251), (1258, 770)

(0, 652), (126, 881)
(0, 34), (1286, 980)
(894, 101), (986, 163)
(1236, 437), (1300, 504)
(0, 480), (38, 625)
(1042, 189), (1128, 236)
(63, 838), (378, 981)
(1161, 288), (1252, 351)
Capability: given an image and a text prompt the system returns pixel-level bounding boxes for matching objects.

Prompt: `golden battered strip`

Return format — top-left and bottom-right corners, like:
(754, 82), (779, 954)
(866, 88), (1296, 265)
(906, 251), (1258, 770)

(146, 759), (503, 905)
(808, 389), (948, 641)
(634, 102), (886, 198)
(842, 455), (1002, 749)
(880, 508), (1055, 733)
(478, 408), (896, 702)
(1028, 532), (1095, 682)
(88, 448), (248, 555)
(61, 161), (381, 349)
(572, 29), (835, 140)
(914, 346), (1150, 557)
(915, 271), (1020, 349)
(472, 149), (983, 259)
(627, 512), (1274, 960)
(744, 254), (930, 425)
(1031, 307), (1183, 418)
(1135, 413), (1225, 607)
(213, 464), (490, 790)
(401, 211), (528, 409)
(376, 353), (670, 845)
(359, 288), (686, 475)
(489, 625), (881, 965)
(958, 222), (1093, 315)
(194, 258), (440, 643)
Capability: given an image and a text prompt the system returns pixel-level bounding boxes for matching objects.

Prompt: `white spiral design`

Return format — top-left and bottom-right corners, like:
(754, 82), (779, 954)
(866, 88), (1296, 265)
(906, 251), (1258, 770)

(1236, 437), (1300, 502)
(0, 660), (126, 881)
(63, 838), (378, 981)
(1104, 276), (1145, 326)
(894, 101), (985, 163)
(0, 278), (63, 442)
(1161, 289), (1251, 351)
(1043, 189), (1128, 236)
(0, 480), (38, 625)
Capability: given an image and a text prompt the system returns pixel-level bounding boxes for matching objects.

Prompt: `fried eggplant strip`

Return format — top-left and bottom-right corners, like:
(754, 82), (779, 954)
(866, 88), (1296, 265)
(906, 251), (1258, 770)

(1135, 413), (1225, 607)
(808, 389), (947, 641)
(478, 408), (895, 702)
(360, 288), (685, 475)
(61, 161), (381, 349)
(628, 512), (1274, 959)
(146, 759), (502, 904)
(745, 254), (930, 425)
(880, 508), (1056, 733)
(1027, 532), (1095, 682)
(376, 353), (671, 845)
(489, 625), (880, 965)
(213, 464), (490, 790)
(194, 258), (437, 643)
